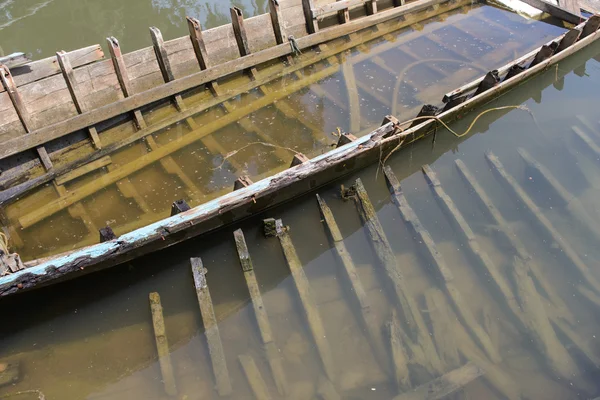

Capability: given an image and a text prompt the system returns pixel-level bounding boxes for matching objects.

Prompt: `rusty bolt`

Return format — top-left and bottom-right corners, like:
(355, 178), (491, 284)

(17, 283), (23, 289)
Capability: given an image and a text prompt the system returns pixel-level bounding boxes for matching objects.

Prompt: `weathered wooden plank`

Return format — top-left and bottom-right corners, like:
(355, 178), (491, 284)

(423, 289), (460, 368)
(303, 0), (319, 34)
(341, 57), (361, 133)
(269, 0), (288, 44)
(187, 17), (211, 71)
(0, 0), (464, 161)
(273, 219), (336, 383)
(392, 362), (484, 400)
(384, 165), (500, 365)
(559, 0), (581, 15)
(0, 53), (31, 69)
(485, 151), (600, 294)
(0, 65), (53, 170)
(56, 51), (102, 149)
(55, 156), (112, 186)
(316, 194), (389, 372)
(234, 229), (289, 396)
(347, 178), (444, 374)
(388, 309), (411, 392)
(454, 159), (572, 322)
(518, 147), (600, 244)
(149, 292), (177, 397)
(515, 0), (582, 23)
(313, 0), (374, 17)
(231, 7), (252, 57)
(191, 257), (233, 397)
(238, 354), (272, 400)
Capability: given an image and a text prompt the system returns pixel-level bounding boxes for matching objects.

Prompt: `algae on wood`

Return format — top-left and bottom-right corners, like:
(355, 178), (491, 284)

(149, 292), (177, 397)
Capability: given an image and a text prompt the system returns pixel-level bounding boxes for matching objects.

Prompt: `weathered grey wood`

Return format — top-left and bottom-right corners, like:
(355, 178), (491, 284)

(55, 156), (112, 186)
(0, 53), (31, 69)
(149, 292), (177, 397)
(454, 159), (572, 322)
(348, 178), (444, 374)
(187, 17), (210, 71)
(231, 7), (252, 57)
(337, 0), (351, 24)
(423, 289), (460, 368)
(559, 0), (581, 16)
(191, 257), (233, 396)
(269, 0), (287, 45)
(388, 309), (411, 392)
(392, 362), (484, 400)
(170, 199), (191, 216)
(514, 0), (582, 23)
(303, 0), (319, 34)
(290, 153), (310, 167)
(234, 229), (289, 396)
(384, 165), (500, 365)
(0, 0), (467, 161)
(0, 65), (53, 170)
(0, 45), (104, 93)
(485, 151), (600, 294)
(337, 132), (358, 147)
(422, 164), (585, 382)
(556, 28), (582, 53)
(238, 354), (272, 400)
(273, 219), (336, 383)
(518, 147), (600, 244)
(313, 0), (376, 17)
(581, 15), (600, 39)
(56, 51), (102, 150)
(316, 194), (389, 373)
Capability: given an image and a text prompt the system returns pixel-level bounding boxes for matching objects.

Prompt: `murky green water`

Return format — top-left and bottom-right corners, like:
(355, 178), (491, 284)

(0, 0), (269, 58)
(1, 14), (600, 400)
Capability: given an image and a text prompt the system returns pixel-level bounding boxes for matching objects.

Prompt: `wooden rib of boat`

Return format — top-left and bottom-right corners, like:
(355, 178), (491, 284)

(0, 0), (598, 297)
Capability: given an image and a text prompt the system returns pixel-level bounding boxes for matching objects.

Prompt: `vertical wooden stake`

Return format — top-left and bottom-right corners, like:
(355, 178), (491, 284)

(190, 257), (233, 396)
(0, 65), (53, 170)
(149, 292), (178, 397)
(336, 0), (350, 24)
(302, 0), (319, 34)
(366, 0), (378, 15)
(269, 0), (287, 45)
(238, 354), (272, 400)
(56, 51), (102, 150)
(187, 17), (210, 71)
(231, 7), (251, 57)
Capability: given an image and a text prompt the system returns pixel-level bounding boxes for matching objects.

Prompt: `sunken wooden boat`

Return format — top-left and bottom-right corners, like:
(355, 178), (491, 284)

(0, 0), (598, 297)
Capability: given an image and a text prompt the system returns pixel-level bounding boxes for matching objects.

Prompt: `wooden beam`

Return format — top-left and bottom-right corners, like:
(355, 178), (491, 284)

(423, 289), (460, 368)
(303, 0), (319, 34)
(149, 292), (177, 397)
(454, 159), (572, 322)
(316, 194), (389, 373)
(485, 151), (600, 294)
(55, 156), (112, 186)
(234, 229), (288, 396)
(341, 57), (361, 133)
(337, 0), (351, 24)
(231, 7), (252, 57)
(515, 0), (582, 24)
(392, 362), (484, 400)
(384, 166), (500, 364)
(0, 65), (53, 170)
(187, 17), (210, 71)
(238, 355), (272, 400)
(348, 178), (444, 375)
(272, 219), (336, 383)
(0, 0), (466, 161)
(56, 51), (102, 150)
(191, 257), (233, 396)
(269, 0), (287, 45)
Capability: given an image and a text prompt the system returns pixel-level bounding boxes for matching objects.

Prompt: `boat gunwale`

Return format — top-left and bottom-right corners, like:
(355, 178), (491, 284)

(1, 14), (598, 298)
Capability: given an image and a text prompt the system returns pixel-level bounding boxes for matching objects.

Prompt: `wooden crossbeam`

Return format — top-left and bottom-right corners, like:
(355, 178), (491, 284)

(0, 65), (53, 170)
(56, 51), (102, 150)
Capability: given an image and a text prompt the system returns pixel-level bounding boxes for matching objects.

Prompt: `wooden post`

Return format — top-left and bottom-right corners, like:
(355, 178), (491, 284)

(234, 176), (254, 191)
(556, 28), (582, 53)
(581, 14), (600, 39)
(316, 194), (389, 373)
(272, 219), (337, 383)
(171, 199), (191, 216)
(337, 0), (350, 24)
(336, 133), (357, 147)
(269, 0), (287, 45)
(0, 65), (53, 170)
(99, 226), (117, 242)
(56, 51), (102, 150)
(366, 0), (378, 15)
(347, 178), (443, 375)
(383, 165), (500, 365)
(149, 292), (177, 397)
(231, 7), (251, 57)
(290, 153), (309, 167)
(485, 151), (600, 294)
(106, 37), (147, 130)
(234, 229), (289, 396)
(238, 355), (272, 400)
(190, 257), (233, 396)
(187, 17), (210, 71)
(302, 0), (319, 34)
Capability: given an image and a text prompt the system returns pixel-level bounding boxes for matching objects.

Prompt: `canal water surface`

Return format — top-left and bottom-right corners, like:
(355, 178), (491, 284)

(2, 3), (600, 400)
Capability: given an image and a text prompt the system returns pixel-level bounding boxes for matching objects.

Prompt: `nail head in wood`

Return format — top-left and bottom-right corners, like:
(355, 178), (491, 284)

(234, 175), (254, 191)
(171, 199), (191, 216)
(99, 226), (117, 242)
(290, 153), (310, 167)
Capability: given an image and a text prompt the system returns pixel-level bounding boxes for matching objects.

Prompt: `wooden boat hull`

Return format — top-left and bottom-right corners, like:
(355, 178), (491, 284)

(1, 13), (600, 297)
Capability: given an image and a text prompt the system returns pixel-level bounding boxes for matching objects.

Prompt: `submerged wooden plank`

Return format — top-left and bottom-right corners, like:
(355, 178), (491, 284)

(392, 362), (484, 400)
(316, 194), (389, 373)
(384, 165), (500, 365)
(348, 178), (444, 374)
(423, 289), (460, 368)
(485, 151), (600, 294)
(273, 219), (337, 383)
(55, 156), (112, 186)
(191, 257), (233, 397)
(238, 354), (272, 400)
(234, 229), (289, 396)
(454, 159), (572, 322)
(149, 292), (177, 397)
(388, 309), (411, 391)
